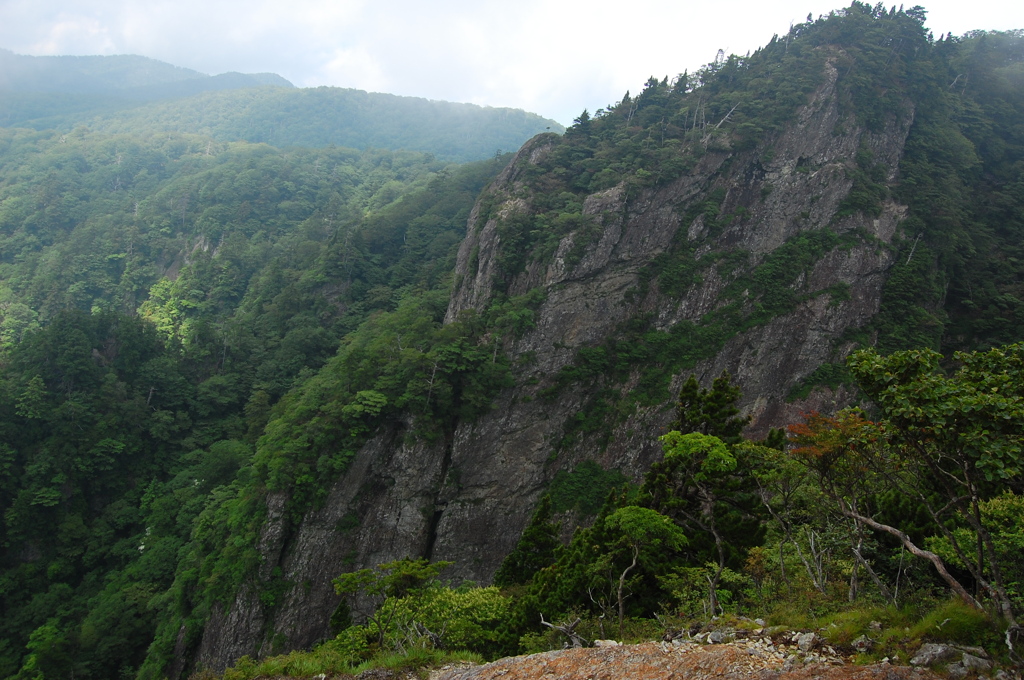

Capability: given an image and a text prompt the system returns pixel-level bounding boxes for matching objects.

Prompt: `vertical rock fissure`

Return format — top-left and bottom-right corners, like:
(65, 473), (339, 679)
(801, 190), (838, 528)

(423, 430), (456, 561)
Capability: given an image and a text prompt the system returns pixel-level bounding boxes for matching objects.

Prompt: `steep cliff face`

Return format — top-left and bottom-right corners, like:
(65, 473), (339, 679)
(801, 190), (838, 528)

(193, 57), (913, 672)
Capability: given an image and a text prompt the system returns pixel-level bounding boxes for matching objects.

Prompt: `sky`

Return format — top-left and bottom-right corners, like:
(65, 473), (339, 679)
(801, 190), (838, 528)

(1, 0), (1021, 126)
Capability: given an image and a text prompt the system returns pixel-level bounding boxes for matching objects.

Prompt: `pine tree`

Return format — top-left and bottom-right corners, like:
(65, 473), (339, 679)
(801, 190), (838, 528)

(673, 371), (749, 444)
(493, 495), (560, 587)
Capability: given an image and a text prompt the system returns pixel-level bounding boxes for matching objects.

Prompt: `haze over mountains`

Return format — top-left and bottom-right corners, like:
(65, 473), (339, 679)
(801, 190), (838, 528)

(0, 49), (563, 162)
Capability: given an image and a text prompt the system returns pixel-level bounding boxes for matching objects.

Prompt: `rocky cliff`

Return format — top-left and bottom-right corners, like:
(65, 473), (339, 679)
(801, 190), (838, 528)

(191, 54), (915, 673)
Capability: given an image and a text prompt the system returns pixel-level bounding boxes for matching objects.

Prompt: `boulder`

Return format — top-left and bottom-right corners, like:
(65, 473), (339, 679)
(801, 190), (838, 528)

(910, 643), (959, 666)
(946, 662), (969, 680)
(852, 635), (873, 653)
(961, 653), (992, 672)
(796, 632), (817, 652)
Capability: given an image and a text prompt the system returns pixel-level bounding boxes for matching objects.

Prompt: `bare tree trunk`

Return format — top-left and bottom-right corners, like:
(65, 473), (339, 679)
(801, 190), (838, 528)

(540, 614), (586, 648)
(838, 502), (982, 609)
(618, 548), (639, 639)
(850, 519), (893, 602)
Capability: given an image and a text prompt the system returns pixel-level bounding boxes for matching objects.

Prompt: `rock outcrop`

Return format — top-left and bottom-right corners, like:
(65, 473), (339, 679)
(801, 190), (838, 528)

(433, 642), (938, 680)
(192, 59), (914, 673)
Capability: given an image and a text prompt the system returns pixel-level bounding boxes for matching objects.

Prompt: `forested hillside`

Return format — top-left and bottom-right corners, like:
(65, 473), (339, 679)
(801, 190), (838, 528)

(0, 50), (563, 163)
(0, 4), (1023, 680)
(0, 127), (512, 678)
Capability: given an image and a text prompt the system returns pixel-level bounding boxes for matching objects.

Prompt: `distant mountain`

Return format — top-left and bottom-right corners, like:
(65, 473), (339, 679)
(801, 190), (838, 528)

(0, 48), (292, 95)
(82, 86), (562, 161)
(0, 48), (562, 162)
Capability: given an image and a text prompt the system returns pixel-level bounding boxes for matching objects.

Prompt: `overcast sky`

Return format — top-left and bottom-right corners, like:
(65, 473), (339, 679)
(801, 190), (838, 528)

(1, 0), (1021, 126)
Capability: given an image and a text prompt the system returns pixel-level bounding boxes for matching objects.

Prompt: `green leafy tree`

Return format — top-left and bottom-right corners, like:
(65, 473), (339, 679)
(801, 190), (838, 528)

(644, 432), (742, 614)
(602, 506), (686, 637)
(382, 585), (510, 655)
(332, 558), (452, 644)
(843, 343), (1024, 656)
(785, 344), (1024, 658)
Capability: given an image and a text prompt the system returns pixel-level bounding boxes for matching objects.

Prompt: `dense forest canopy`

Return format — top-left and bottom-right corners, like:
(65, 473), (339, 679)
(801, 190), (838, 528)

(0, 3), (1022, 679)
(0, 126), (515, 677)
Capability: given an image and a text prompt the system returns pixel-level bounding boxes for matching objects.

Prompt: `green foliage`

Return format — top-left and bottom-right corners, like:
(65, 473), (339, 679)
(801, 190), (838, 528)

(2, 7), (1024, 675)
(674, 372), (749, 444)
(872, 242), (947, 352)
(493, 496), (560, 587)
(908, 598), (1003, 647)
(0, 126), (511, 677)
(644, 430), (762, 570)
(604, 505), (688, 635)
(757, 598), (1004, 664)
(504, 494), (686, 643)
(660, 564), (755, 617)
(836, 145), (889, 218)
(218, 628), (482, 680)
(927, 493), (1024, 613)
(0, 53), (562, 163)
(848, 343), (1024, 482)
(384, 585), (511, 656)
(547, 461), (629, 516)
(775, 343), (1024, 651)
(254, 298), (514, 524)
(659, 432), (737, 481)
(333, 558), (453, 644)
(871, 29), (1024, 352)
(605, 505), (687, 554)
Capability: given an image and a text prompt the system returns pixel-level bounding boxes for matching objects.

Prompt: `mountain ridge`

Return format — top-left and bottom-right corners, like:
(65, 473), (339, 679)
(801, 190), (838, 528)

(0, 47), (292, 93)
(0, 48), (563, 162)
(187, 17), (917, 673)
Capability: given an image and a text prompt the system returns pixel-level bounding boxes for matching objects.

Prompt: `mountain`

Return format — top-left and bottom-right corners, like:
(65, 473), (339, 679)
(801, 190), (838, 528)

(0, 49), (217, 92)
(0, 48), (292, 99)
(77, 86), (565, 162)
(0, 49), (563, 162)
(0, 6), (1022, 680)
(172, 10), (1024, 675)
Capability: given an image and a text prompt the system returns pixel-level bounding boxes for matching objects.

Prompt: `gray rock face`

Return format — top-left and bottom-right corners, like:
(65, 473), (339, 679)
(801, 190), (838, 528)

(910, 643), (961, 666)
(192, 59), (914, 673)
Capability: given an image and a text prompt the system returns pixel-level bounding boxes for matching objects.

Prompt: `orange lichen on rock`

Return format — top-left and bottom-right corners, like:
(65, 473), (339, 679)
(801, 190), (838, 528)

(433, 642), (940, 680)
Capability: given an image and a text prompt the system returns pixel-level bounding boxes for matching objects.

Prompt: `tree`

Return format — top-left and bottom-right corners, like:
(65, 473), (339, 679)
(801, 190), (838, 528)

(674, 372), (750, 444)
(333, 558), (452, 644)
(644, 432), (740, 615)
(786, 411), (899, 602)
(603, 506), (686, 637)
(493, 495), (560, 588)
(748, 440), (833, 595)
(798, 343), (1024, 659)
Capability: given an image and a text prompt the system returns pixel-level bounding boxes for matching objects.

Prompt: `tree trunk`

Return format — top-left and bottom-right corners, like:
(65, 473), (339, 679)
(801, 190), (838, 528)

(838, 502), (982, 609)
(618, 548), (639, 639)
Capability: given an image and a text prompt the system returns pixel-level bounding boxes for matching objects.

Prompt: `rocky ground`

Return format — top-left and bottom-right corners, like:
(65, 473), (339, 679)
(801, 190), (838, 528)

(425, 630), (1017, 680)
(327, 626), (1019, 680)
(431, 641), (930, 680)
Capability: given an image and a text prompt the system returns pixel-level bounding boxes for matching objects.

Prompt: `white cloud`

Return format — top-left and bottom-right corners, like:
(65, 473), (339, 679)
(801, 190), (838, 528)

(1, 0), (1021, 125)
